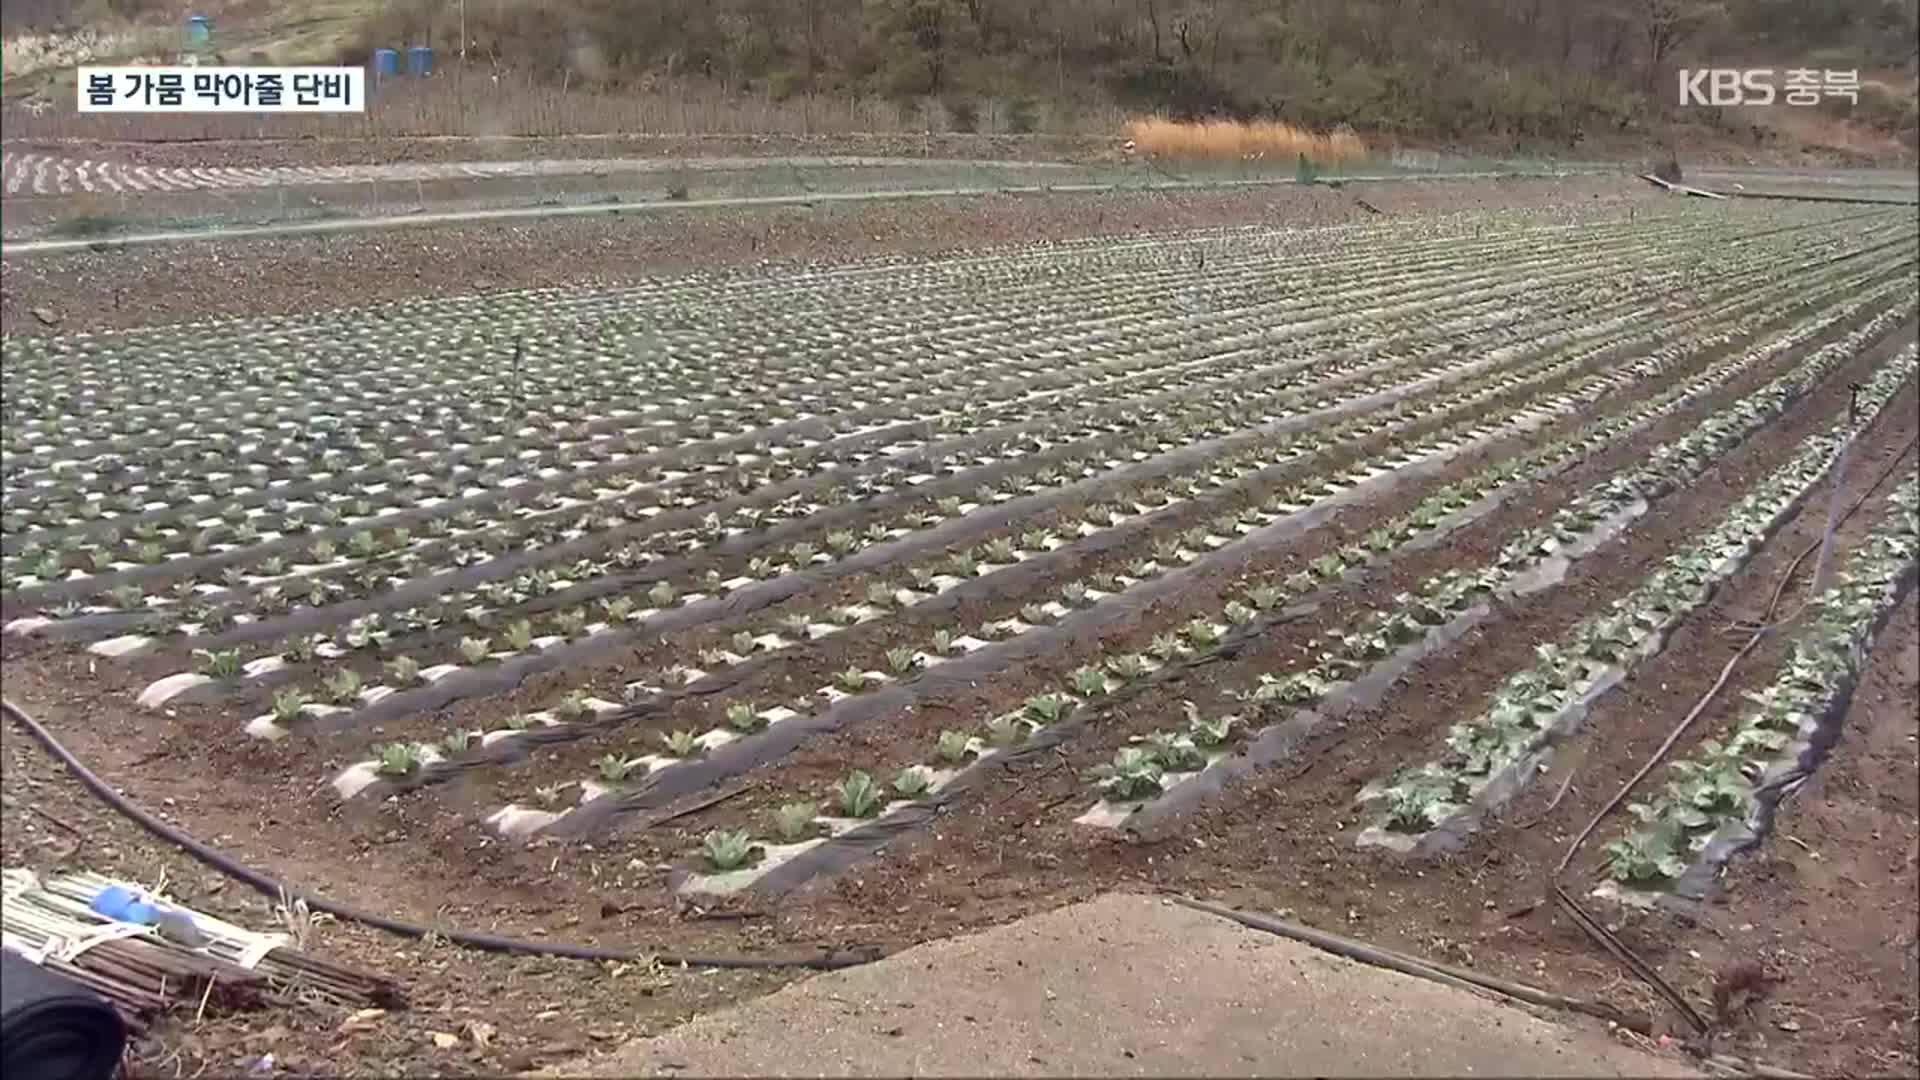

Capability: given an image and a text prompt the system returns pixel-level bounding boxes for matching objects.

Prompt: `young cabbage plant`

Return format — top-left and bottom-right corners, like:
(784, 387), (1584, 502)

(836, 770), (883, 818)
(1088, 747), (1165, 802)
(554, 608), (589, 639)
(1184, 619), (1220, 648)
(892, 768), (934, 798)
(1378, 765), (1465, 833)
(702, 830), (757, 871)
(1070, 666), (1108, 696)
(374, 743), (422, 778)
(886, 647), (920, 676)
(1143, 732), (1206, 772)
(1023, 694), (1066, 725)
(270, 687), (309, 725)
(659, 730), (700, 758)
(194, 648), (244, 680)
(726, 702), (767, 733)
(386, 654), (422, 685)
(835, 668), (870, 692)
(772, 801), (820, 842)
(1183, 703), (1239, 748)
(441, 729), (472, 756)
(935, 729), (974, 763)
(323, 668), (363, 704)
(597, 754), (633, 782)
(459, 636), (492, 665)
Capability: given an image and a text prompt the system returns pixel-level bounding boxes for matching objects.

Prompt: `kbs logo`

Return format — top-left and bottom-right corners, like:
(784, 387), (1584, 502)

(1679, 68), (1860, 107)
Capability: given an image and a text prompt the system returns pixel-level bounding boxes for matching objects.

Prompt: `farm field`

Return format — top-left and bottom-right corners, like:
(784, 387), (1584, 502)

(3, 195), (1918, 1074)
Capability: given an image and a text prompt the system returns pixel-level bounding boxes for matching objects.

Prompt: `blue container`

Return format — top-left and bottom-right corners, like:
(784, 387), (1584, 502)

(185, 15), (211, 47)
(91, 886), (158, 926)
(406, 45), (433, 77)
(372, 48), (400, 78)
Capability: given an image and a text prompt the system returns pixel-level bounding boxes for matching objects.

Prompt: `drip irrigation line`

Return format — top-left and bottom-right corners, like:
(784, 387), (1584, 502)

(1166, 895), (1652, 1034)
(1555, 428), (1919, 879)
(1, 698), (882, 972)
(1544, 424), (1920, 1040)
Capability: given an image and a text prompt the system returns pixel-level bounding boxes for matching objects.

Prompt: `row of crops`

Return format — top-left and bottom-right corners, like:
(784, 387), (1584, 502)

(4, 199), (1915, 912)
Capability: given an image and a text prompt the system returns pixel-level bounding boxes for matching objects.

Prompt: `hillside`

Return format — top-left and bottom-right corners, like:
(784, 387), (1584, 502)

(4, 0), (1915, 159)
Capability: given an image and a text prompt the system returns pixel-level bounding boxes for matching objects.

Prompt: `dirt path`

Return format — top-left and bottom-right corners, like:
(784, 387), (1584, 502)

(553, 892), (1698, 1077)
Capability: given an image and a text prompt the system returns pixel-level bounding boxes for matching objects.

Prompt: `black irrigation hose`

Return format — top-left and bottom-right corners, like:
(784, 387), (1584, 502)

(0, 698), (882, 973)
(1166, 895), (1652, 1034)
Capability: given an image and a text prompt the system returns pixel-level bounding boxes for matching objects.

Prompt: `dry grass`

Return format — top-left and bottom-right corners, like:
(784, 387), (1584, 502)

(1124, 117), (1368, 163)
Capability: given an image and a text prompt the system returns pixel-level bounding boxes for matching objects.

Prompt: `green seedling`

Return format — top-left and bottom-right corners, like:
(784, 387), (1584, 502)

(836, 770), (883, 818)
(1071, 666), (1108, 696)
(504, 619), (535, 652)
(374, 743), (421, 778)
(597, 754), (633, 782)
(886, 647), (920, 676)
(1089, 747), (1164, 801)
(892, 769), (933, 798)
(1023, 694), (1065, 725)
(659, 730), (700, 757)
(194, 648), (243, 680)
(459, 636), (492, 664)
(702, 830), (756, 871)
(726, 702), (767, 733)
(385, 655), (422, 685)
(441, 729), (472, 756)
(323, 668), (363, 703)
(1144, 732), (1206, 772)
(936, 729), (973, 763)
(772, 802), (819, 842)
(270, 687), (309, 725)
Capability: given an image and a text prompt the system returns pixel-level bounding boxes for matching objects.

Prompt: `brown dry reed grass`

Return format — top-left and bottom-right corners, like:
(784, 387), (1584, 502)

(1125, 117), (1368, 163)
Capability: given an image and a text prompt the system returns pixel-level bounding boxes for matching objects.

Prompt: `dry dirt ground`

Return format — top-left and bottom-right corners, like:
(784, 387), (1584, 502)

(1, 174), (1914, 1078)
(551, 893), (1699, 1077)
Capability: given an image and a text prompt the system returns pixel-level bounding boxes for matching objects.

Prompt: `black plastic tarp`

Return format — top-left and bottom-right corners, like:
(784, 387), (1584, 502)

(1, 949), (126, 1080)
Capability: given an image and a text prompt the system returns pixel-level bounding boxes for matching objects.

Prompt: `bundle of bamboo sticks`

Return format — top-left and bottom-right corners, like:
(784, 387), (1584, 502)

(3, 868), (404, 1031)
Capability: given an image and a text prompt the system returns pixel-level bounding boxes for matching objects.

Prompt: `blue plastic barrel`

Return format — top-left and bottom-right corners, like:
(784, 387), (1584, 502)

(406, 46), (434, 77)
(185, 15), (211, 47)
(372, 48), (399, 78)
